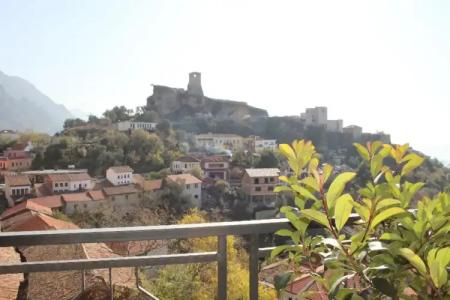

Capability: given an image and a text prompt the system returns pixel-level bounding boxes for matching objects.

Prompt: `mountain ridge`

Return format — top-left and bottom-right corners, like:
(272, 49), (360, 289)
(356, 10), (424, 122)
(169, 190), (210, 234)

(0, 70), (73, 134)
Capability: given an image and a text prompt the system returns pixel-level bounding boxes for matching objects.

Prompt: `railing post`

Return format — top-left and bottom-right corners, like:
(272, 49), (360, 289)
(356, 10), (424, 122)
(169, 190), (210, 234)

(249, 234), (258, 300)
(109, 268), (113, 300)
(217, 235), (227, 300)
(81, 269), (85, 291)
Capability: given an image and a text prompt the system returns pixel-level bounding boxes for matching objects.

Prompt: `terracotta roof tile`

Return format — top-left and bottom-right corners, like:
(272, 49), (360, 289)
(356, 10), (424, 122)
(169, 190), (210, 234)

(62, 192), (92, 203)
(167, 174), (202, 185)
(103, 185), (138, 196)
(143, 179), (162, 191)
(29, 195), (63, 209)
(7, 214), (79, 231)
(108, 165), (133, 173)
(5, 175), (31, 186)
(47, 173), (92, 182)
(0, 200), (52, 220)
(175, 156), (200, 163)
(87, 190), (106, 201)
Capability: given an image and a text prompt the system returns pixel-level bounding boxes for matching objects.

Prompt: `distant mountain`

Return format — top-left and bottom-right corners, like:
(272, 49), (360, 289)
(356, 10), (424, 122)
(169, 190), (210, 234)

(0, 70), (72, 134)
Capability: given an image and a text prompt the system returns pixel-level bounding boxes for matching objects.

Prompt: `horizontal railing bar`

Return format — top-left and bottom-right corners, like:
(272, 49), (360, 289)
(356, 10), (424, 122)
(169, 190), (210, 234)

(0, 218), (293, 247)
(258, 247), (276, 258)
(0, 252), (217, 274)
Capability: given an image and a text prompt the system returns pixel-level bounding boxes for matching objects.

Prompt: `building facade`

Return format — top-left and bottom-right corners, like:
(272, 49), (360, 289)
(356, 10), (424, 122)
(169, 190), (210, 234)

(166, 174), (202, 207)
(343, 125), (363, 139)
(106, 166), (133, 186)
(45, 173), (94, 194)
(4, 175), (32, 207)
(195, 133), (244, 151)
(201, 156), (230, 181)
(116, 121), (157, 132)
(171, 156), (201, 174)
(241, 168), (280, 205)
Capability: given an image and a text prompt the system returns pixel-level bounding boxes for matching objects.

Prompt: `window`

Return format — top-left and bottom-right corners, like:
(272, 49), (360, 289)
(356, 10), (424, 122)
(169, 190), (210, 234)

(264, 178), (269, 184)
(194, 183), (198, 188)
(254, 178), (259, 184)
(84, 204), (87, 208)
(268, 186), (274, 191)
(111, 196), (115, 201)
(194, 195), (198, 199)
(125, 195), (129, 200)
(186, 184), (190, 190)
(65, 182), (68, 187)
(117, 175), (120, 179)
(74, 204), (78, 209)
(269, 177), (274, 182)
(255, 187), (261, 192)
(55, 183), (58, 188)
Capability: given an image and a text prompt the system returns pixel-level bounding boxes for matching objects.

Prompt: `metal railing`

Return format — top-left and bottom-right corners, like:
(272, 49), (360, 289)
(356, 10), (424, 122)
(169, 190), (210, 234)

(0, 218), (293, 300)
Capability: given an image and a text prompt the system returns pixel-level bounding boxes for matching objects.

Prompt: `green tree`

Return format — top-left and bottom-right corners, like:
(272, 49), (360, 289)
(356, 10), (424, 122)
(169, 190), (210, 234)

(63, 118), (86, 129)
(272, 140), (450, 299)
(256, 150), (280, 168)
(102, 106), (133, 123)
(146, 210), (277, 300)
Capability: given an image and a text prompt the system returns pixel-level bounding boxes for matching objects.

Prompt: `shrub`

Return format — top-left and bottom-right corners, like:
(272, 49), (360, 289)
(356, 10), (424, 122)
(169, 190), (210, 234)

(272, 140), (450, 299)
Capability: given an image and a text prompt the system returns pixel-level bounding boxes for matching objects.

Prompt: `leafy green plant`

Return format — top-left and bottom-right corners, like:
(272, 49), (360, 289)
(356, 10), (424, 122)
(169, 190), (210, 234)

(272, 140), (450, 299)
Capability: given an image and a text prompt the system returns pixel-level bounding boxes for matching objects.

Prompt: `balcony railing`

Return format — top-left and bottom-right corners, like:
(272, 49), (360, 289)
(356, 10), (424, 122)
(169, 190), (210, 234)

(0, 218), (296, 300)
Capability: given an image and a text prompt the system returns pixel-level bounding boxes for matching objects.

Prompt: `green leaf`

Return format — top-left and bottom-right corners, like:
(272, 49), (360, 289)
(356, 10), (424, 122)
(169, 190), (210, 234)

(372, 277), (397, 298)
(379, 232), (403, 241)
(398, 248), (427, 276)
(334, 194), (353, 232)
(430, 261), (447, 288)
(292, 184), (318, 201)
(401, 153), (424, 176)
(273, 186), (292, 193)
(376, 198), (401, 212)
(329, 273), (356, 299)
(351, 200), (370, 222)
(300, 176), (320, 192)
(435, 247), (450, 267)
(275, 229), (293, 237)
(326, 172), (356, 208)
(323, 164), (334, 183)
(279, 144), (296, 160)
(270, 245), (290, 258)
(354, 143), (370, 161)
(371, 207), (405, 229)
(301, 209), (330, 228)
(274, 271), (293, 292)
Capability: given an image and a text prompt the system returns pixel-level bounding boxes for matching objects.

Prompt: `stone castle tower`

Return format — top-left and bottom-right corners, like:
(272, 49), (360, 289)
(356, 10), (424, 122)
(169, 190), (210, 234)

(187, 72), (204, 97)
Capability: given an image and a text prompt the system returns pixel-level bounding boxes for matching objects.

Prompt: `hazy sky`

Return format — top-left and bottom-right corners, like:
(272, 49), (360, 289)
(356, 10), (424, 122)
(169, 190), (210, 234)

(1, 1), (450, 162)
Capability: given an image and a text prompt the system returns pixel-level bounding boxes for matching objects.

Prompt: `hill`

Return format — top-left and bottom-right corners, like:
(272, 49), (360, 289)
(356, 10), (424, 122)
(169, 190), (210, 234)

(0, 70), (72, 133)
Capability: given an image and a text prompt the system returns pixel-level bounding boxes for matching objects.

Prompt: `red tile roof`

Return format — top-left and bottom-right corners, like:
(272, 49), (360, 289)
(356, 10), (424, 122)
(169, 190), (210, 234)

(108, 165), (133, 173)
(87, 190), (106, 201)
(5, 175), (31, 186)
(285, 275), (327, 299)
(143, 179), (162, 191)
(167, 174), (202, 185)
(61, 192), (92, 203)
(0, 200), (52, 221)
(202, 155), (229, 163)
(7, 214), (79, 231)
(29, 195), (63, 209)
(103, 185), (138, 196)
(46, 172), (92, 182)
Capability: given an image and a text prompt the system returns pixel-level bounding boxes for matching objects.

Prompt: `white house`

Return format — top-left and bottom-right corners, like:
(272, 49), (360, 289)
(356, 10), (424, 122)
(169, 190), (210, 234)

(106, 166), (134, 186)
(117, 121), (157, 132)
(254, 139), (278, 152)
(166, 174), (202, 207)
(4, 175), (32, 207)
(194, 133), (244, 151)
(45, 173), (94, 194)
(171, 156), (201, 174)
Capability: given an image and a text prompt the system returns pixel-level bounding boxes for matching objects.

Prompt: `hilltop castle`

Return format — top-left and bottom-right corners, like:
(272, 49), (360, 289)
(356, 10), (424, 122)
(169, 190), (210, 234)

(146, 72), (267, 121)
